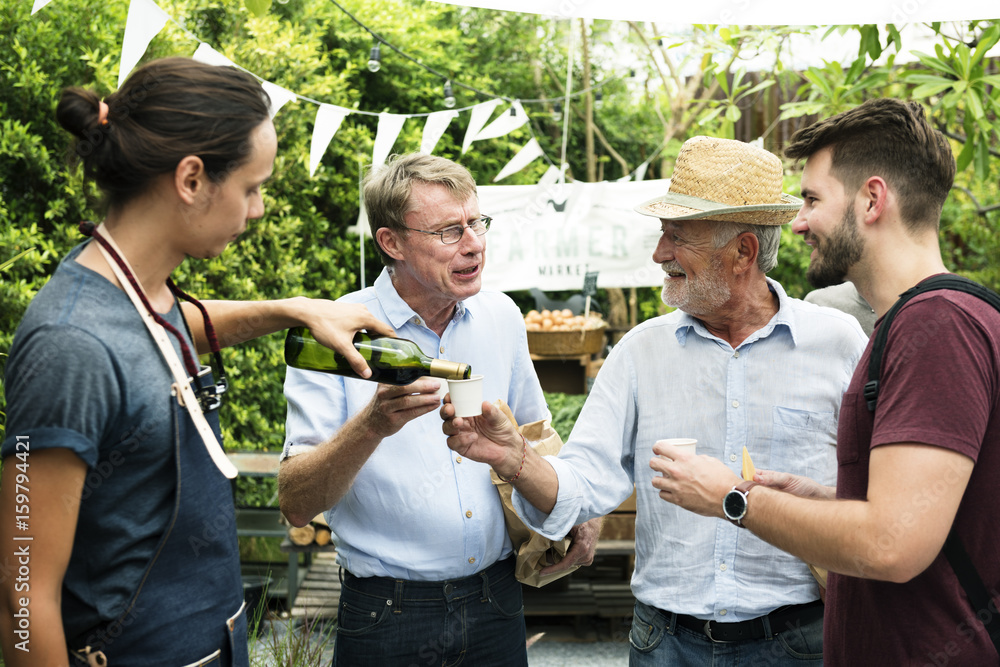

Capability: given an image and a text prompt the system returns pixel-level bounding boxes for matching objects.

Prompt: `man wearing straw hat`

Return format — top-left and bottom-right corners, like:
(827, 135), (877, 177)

(443, 135), (868, 664)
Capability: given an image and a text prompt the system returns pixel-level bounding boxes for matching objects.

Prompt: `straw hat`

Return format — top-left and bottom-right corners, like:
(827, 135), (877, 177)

(635, 136), (801, 226)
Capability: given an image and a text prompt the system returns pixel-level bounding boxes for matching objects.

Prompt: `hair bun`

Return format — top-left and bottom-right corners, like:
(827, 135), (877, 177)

(56, 87), (103, 138)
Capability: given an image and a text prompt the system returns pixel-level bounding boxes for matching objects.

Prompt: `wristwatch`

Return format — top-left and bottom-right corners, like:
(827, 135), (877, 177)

(723, 480), (759, 527)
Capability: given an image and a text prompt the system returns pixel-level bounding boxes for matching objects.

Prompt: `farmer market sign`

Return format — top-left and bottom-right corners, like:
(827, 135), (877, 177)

(478, 178), (668, 291)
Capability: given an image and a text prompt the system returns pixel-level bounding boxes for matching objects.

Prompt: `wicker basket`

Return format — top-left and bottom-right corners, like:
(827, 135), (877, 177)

(527, 323), (607, 356)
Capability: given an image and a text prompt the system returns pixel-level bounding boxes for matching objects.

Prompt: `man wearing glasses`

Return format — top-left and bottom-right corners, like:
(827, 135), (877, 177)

(278, 153), (600, 666)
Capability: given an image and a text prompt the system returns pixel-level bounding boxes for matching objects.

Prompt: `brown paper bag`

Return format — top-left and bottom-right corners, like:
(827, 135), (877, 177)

(491, 401), (579, 587)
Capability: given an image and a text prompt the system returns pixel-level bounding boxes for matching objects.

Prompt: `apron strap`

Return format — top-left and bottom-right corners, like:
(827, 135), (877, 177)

(90, 225), (237, 479)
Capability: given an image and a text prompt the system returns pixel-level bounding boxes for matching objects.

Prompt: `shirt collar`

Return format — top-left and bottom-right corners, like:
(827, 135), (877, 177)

(374, 268), (471, 330)
(674, 277), (797, 348)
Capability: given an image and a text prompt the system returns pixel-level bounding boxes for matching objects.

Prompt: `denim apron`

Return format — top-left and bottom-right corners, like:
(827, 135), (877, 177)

(70, 373), (249, 666)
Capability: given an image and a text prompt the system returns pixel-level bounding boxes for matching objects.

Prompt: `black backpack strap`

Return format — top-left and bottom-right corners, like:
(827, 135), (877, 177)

(865, 275), (1000, 412)
(944, 528), (1000, 653)
(865, 274), (1000, 657)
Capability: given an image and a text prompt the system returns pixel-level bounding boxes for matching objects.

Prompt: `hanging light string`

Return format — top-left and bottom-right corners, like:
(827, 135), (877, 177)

(153, 0), (648, 178)
(323, 0), (618, 106)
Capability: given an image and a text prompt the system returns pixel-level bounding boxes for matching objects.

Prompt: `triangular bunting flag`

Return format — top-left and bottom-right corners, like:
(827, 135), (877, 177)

(493, 138), (544, 182)
(461, 99), (502, 154)
(261, 81), (297, 119)
(537, 165), (562, 188)
(192, 42), (236, 67)
(633, 161), (649, 183)
(421, 109), (459, 155)
(31, 0), (54, 14)
(310, 104), (351, 176)
(372, 113), (407, 166)
(475, 100), (528, 141)
(119, 0), (170, 89)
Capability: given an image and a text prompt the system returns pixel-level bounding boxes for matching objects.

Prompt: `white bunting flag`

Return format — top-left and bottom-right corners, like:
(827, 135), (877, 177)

(372, 113), (408, 166)
(261, 81), (297, 119)
(192, 42), (236, 67)
(310, 104), (351, 176)
(420, 109), (460, 155)
(493, 138), (544, 182)
(461, 99), (502, 154)
(475, 100), (528, 141)
(633, 161), (650, 182)
(119, 0), (170, 89)
(31, 0), (54, 14)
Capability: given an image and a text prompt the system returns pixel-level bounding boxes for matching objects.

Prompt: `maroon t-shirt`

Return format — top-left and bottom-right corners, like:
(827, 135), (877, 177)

(825, 284), (1000, 666)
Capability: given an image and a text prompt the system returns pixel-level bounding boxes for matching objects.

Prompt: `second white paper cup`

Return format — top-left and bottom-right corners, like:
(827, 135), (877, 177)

(448, 374), (484, 417)
(656, 438), (697, 461)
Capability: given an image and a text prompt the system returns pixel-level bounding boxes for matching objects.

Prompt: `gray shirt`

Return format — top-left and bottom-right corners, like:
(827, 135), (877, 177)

(1, 242), (190, 638)
(804, 281), (876, 336)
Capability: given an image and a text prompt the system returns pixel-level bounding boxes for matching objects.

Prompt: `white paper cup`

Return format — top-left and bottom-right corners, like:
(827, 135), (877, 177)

(448, 374), (484, 417)
(656, 438), (697, 460)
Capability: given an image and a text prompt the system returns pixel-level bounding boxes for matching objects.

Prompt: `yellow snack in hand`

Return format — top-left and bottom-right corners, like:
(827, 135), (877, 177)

(741, 446), (756, 481)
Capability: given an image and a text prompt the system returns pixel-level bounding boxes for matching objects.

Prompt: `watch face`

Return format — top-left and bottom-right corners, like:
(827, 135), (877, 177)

(724, 489), (747, 521)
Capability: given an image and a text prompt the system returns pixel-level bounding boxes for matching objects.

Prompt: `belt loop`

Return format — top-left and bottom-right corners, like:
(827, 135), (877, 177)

(480, 568), (490, 602)
(666, 611), (679, 636)
(761, 613), (775, 640)
(393, 580), (404, 614)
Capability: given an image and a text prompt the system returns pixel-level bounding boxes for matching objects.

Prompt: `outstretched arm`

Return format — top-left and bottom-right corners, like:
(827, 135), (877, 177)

(441, 401), (560, 514)
(651, 441), (973, 582)
(183, 297), (396, 377)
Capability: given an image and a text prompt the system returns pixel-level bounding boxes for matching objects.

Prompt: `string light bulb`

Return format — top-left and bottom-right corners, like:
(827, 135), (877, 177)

(367, 42), (382, 73)
(552, 102), (563, 122)
(443, 80), (456, 108)
(594, 91), (603, 110)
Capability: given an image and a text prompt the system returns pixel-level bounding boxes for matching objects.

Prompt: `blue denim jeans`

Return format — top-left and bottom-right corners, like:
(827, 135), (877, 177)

(629, 600), (824, 667)
(333, 556), (527, 667)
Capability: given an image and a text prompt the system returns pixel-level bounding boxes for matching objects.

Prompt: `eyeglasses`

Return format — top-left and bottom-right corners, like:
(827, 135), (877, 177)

(403, 215), (491, 244)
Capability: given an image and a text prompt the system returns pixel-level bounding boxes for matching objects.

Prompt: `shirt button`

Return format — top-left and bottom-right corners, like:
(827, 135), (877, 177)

(720, 609), (728, 616)
(456, 456), (462, 463)
(733, 350), (740, 358)
(720, 563), (728, 571)
(729, 454), (738, 462)
(440, 346), (445, 354)
(468, 557), (476, 564)
(732, 400), (740, 408)
(466, 510), (473, 518)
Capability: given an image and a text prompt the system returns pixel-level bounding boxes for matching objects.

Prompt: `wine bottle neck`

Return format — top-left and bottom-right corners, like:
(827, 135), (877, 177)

(429, 359), (470, 380)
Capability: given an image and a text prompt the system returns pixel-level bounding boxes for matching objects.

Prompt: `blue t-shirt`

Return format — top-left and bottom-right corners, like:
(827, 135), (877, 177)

(1, 242), (190, 639)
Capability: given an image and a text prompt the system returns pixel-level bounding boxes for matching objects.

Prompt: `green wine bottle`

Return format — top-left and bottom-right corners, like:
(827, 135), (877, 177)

(284, 326), (472, 385)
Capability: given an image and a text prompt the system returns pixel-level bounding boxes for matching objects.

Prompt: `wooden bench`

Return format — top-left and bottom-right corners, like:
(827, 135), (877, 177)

(279, 537), (336, 611)
(235, 507), (302, 605)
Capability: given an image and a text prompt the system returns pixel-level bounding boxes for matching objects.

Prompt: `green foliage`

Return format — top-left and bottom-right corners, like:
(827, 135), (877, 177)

(698, 66), (776, 138)
(544, 391), (587, 442)
(248, 614), (335, 666)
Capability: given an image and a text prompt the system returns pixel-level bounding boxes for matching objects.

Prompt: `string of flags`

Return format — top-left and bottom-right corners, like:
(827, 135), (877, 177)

(31, 0), (657, 183)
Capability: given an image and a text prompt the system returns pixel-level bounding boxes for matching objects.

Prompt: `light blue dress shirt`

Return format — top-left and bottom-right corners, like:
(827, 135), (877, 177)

(513, 278), (868, 621)
(283, 269), (548, 581)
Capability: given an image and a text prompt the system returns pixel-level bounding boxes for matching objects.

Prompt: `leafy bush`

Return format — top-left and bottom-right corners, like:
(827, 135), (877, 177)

(544, 391), (588, 442)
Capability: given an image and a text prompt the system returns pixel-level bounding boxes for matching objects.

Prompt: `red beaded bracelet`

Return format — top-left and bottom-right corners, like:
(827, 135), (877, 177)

(497, 433), (528, 484)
